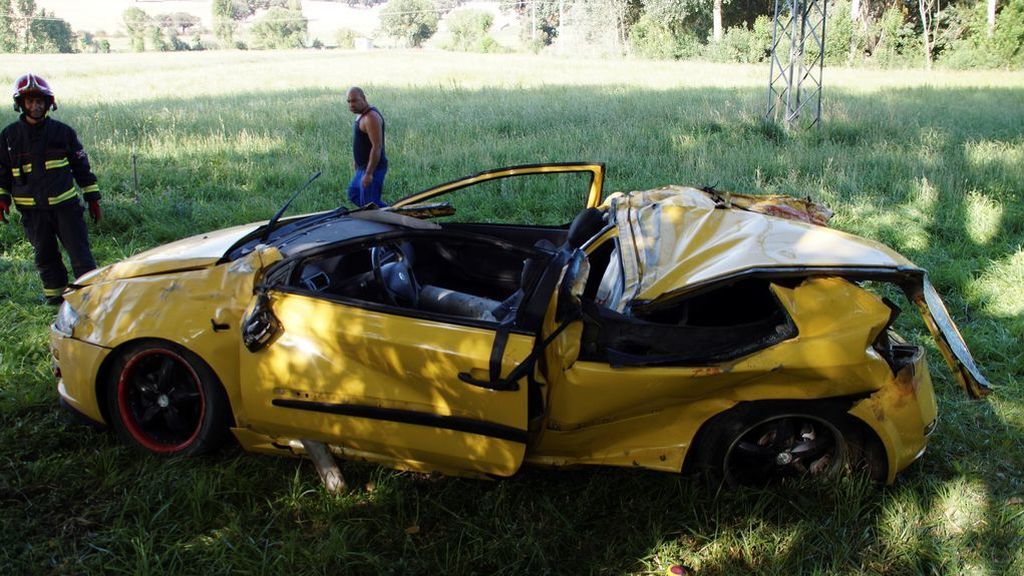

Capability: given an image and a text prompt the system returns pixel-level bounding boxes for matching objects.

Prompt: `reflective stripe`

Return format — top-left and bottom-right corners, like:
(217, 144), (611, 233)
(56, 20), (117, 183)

(45, 158), (69, 170)
(49, 187), (77, 205)
(13, 196), (35, 206)
(81, 184), (100, 193)
(43, 287), (65, 297)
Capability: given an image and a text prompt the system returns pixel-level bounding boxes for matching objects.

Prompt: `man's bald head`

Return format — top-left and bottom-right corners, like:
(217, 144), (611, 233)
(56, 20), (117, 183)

(346, 87), (368, 114)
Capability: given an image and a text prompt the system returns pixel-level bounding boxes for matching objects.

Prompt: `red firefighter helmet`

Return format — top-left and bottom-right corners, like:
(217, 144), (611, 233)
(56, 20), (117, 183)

(13, 73), (57, 112)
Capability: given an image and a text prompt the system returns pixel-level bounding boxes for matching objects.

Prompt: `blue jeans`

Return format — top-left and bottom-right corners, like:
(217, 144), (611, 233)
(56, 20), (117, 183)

(347, 166), (388, 207)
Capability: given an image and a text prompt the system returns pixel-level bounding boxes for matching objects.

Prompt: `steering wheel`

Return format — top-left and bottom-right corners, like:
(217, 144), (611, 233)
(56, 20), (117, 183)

(370, 243), (420, 308)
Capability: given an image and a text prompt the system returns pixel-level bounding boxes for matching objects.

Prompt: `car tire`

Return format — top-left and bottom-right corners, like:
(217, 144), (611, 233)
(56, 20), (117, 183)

(688, 401), (886, 486)
(105, 340), (230, 456)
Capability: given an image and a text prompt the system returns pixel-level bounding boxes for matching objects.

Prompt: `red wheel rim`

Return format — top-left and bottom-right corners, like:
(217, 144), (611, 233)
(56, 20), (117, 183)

(117, 348), (206, 453)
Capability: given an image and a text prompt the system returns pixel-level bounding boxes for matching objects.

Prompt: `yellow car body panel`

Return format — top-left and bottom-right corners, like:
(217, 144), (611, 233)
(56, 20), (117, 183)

(238, 292), (532, 477)
(53, 245), (278, 429)
(73, 222), (264, 286)
(529, 277), (933, 480)
(602, 187), (915, 306)
(52, 335), (108, 423)
(849, 351), (938, 483)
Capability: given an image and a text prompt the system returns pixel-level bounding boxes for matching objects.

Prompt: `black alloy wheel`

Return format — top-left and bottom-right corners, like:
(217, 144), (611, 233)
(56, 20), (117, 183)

(107, 341), (229, 456)
(722, 414), (847, 485)
(688, 402), (887, 487)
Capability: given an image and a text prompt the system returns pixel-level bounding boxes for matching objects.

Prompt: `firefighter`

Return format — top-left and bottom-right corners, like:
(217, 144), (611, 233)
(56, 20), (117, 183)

(0, 73), (101, 305)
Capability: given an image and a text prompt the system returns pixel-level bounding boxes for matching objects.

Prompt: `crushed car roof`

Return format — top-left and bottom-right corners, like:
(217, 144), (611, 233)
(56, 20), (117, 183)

(605, 186), (921, 307)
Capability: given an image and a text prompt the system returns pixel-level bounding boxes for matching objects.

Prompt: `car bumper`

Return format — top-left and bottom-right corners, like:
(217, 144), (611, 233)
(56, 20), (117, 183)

(849, 346), (938, 483)
(51, 330), (110, 427)
(58, 396), (106, 430)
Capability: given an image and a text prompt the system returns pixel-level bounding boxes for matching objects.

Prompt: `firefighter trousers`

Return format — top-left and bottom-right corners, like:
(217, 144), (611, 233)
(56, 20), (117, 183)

(20, 203), (97, 297)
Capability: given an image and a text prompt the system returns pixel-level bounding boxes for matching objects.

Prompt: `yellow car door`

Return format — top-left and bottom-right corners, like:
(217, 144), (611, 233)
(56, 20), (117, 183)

(390, 162), (606, 224)
(237, 236), (548, 477)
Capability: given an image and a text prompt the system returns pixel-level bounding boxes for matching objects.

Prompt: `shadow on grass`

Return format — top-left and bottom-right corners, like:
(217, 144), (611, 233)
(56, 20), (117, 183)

(1, 81), (1022, 574)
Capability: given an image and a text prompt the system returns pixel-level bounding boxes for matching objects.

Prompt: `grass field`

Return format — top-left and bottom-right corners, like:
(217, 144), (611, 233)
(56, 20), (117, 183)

(1, 50), (1022, 575)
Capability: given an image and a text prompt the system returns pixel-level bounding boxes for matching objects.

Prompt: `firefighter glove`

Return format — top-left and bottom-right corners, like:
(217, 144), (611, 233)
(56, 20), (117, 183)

(87, 199), (101, 224)
(0, 198), (9, 223)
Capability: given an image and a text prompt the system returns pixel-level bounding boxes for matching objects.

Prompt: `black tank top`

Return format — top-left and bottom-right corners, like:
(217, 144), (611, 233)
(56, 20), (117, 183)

(352, 107), (387, 169)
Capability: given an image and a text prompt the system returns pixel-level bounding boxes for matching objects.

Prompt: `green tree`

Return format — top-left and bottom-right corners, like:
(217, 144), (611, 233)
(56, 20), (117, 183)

(148, 24), (169, 51)
(9, 0), (35, 49)
(250, 6), (308, 48)
(28, 8), (74, 52)
(642, 0), (712, 35)
(826, 0), (855, 65)
(123, 7), (150, 52)
(870, 4), (916, 66)
(629, 13), (678, 58)
(986, 0), (1024, 65)
(151, 11), (200, 51)
(563, 0), (633, 56)
(231, 0), (275, 19)
(380, 0), (439, 47)
(212, 0), (236, 44)
(434, 0), (462, 15)
(940, 0), (1024, 68)
(167, 12), (200, 35)
(1, 0), (76, 53)
(443, 9), (493, 51)
(0, 0), (19, 52)
(501, 0), (559, 47)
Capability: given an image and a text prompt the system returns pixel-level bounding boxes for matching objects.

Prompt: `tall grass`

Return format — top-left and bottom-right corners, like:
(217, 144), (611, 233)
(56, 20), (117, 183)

(1, 50), (1022, 574)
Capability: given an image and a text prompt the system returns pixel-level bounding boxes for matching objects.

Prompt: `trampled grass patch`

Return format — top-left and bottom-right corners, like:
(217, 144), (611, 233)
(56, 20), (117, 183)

(0, 50), (1022, 574)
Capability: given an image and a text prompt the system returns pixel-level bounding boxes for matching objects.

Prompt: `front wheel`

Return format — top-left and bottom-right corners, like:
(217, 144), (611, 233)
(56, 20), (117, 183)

(106, 341), (230, 456)
(689, 402), (886, 486)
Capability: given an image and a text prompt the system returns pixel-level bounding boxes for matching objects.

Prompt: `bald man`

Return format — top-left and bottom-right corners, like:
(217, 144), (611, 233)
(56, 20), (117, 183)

(345, 87), (388, 207)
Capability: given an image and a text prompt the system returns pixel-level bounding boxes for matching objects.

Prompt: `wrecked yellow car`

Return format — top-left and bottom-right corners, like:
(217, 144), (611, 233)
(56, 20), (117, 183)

(51, 163), (990, 485)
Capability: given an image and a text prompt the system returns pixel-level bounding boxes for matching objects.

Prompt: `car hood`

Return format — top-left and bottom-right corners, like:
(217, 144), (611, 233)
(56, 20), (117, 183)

(74, 222), (263, 286)
(605, 186), (920, 305)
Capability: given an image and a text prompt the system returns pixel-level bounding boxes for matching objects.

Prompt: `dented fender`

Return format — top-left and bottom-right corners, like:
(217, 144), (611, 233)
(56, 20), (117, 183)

(55, 246), (281, 428)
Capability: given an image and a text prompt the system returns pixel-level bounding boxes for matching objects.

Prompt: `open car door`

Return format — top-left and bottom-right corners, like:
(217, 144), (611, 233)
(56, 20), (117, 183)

(235, 235), (555, 477)
(390, 162), (606, 225)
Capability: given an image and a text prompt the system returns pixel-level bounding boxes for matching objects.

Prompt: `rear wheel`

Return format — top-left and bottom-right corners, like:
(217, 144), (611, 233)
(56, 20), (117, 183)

(106, 341), (230, 456)
(690, 402), (886, 486)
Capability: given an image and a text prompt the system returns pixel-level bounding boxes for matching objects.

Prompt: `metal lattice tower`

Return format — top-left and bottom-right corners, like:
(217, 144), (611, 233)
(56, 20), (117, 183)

(765, 0), (828, 129)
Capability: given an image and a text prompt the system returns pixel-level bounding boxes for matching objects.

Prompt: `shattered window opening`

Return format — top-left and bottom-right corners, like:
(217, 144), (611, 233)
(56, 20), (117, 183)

(579, 278), (797, 367)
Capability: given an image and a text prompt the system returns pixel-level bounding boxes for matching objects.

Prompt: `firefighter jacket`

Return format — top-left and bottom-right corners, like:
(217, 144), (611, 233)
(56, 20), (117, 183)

(0, 115), (100, 211)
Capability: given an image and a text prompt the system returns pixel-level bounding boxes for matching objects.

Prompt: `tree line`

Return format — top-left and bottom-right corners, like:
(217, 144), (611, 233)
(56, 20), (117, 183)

(0, 0), (75, 53)
(1, 0), (1021, 69)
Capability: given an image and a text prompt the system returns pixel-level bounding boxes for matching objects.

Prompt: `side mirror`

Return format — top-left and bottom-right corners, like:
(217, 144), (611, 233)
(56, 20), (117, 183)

(242, 292), (282, 352)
